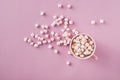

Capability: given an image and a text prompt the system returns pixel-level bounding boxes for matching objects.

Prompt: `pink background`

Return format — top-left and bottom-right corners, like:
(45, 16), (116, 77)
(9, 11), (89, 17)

(0, 0), (120, 80)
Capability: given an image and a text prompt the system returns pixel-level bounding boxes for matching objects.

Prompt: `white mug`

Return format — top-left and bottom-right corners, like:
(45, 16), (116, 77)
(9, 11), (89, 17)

(69, 33), (98, 60)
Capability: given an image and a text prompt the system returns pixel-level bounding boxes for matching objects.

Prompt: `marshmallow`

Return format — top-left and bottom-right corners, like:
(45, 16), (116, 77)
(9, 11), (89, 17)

(30, 42), (34, 46)
(67, 4), (72, 9)
(54, 49), (59, 54)
(40, 11), (45, 16)
(35, 23), (40, 28)
(24, 37), (28, 42)
(34, 44), (39, 48)
(100, 19), (105, 24)
(91, 20), (96, 25)
(66, 61), (71, 65)
(48, 44), (53, 49)
(58, 4), (63, 8)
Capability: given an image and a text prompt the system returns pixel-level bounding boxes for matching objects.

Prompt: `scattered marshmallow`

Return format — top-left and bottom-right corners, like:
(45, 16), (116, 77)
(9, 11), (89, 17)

(35, 23), (40, 28)
(40, 11), (45, 16)
(35, 34), (39, 39)
(48, 44), (53, 49)
(100, 19), (105, 24)
(68, 51), (72, 55)
(54, 49), (59, 54)
(53, 15), (57, 19)
(66, 61), (71, 65)
(40, 30), (44, 34)
(67, 4), (72, 9)
(64, 18), (69, 22)
(27, 39), (32, 43)
(47, 39), (52, 43)
(58, 4), (63, 8)
(43, 29), (48, 34)
(34, 44), (39, 48)
(56, 42), (61, 46)
(42, 40), (47, 44)
(69, 20), (74, 25)
(60, 15), (64, 19)
(37, 41), (42, 45)
(61, 29), (65, 32)
(31, 33), (35, 38)
(45, 34), (49, 38)
(51, 37), (55, 41)
(91, 20), (96, 25)
(30, 42), (34, 46)
(24, 37), (28, 42)
(51, 31), (55, 36)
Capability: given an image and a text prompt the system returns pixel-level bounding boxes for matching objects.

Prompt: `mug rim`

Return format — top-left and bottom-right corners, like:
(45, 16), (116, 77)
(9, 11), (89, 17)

(69, 33), (96, 60)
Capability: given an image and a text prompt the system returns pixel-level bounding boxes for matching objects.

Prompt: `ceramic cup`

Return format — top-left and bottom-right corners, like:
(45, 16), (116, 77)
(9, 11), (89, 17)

(70, 33), (97, 60)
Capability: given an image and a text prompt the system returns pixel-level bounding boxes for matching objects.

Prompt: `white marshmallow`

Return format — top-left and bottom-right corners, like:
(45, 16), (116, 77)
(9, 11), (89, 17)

(53, 15), (57, 19)
(81, 41), (85, 45)
(31, 33), (35, 37)
(72, 29), (76, 32)
(44, 25), (49, 29)
(67, 4), (72, 9)
(80, 54), (85, 58)
(69, 20), (74, 25)
(84, 35), (88, 39)
(66, 28), (70, 31)
(54, 49), (59, 54)
(81, 45), (85, 49)
(68, 51), (72, 55)
(40, 30), (44, 34)
(66, 61), (71, 65)
(64, 18), (69, 22)
(35, 23), (40, 28)
(59, 15), (64, 19)
(51, 22), (56, 27)
(30, 42), (34, 46)
(55, 33), (59, 37)
(58, 4), (63, 8)
(88, 46), (92, 50)
(35, 34), (39, 38)
(48, 44), (53, 49)
(77, 48), (81, 53)
(40, 11), (45, 16)
(84, 50), (91, 55)
(56, 42), (61, 46)
(85, 43), (89, 47)
(81, 49), (84, 52)
(51, 37), (55, 41)
(100, 19), (105, 24)
(74, 31), (79, 35)
(51, 31), (55, 36)
(64, 22), (69, 25)
(43, 29), (48, 34)
(89, 41), (94, 44)
(56, 36), (61, 40)
(42, 40), (47, 44)
(39, 37), (44, 41)
(64, 25), (68, 29)
(27, 39), (32, 43)
(75, 53), (80, 56)
(24, 37), (28, 42)
(45, 34), (49, 38)
(91, 20), (96, 25)
(37, 41), (42, 45)
(47, 39), (51, 43)
(34, 44), (39, 48)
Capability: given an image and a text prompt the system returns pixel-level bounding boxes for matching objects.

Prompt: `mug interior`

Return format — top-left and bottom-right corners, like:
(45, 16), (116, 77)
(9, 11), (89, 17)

(70, 33), (96, 59)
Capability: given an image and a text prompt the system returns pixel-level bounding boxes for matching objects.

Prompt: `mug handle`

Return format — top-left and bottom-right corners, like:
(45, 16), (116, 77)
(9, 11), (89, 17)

(91, 54), (98, 61)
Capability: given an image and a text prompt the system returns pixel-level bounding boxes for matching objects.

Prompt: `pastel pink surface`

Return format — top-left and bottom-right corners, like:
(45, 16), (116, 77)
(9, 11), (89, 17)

(0, 0), (120, 80)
